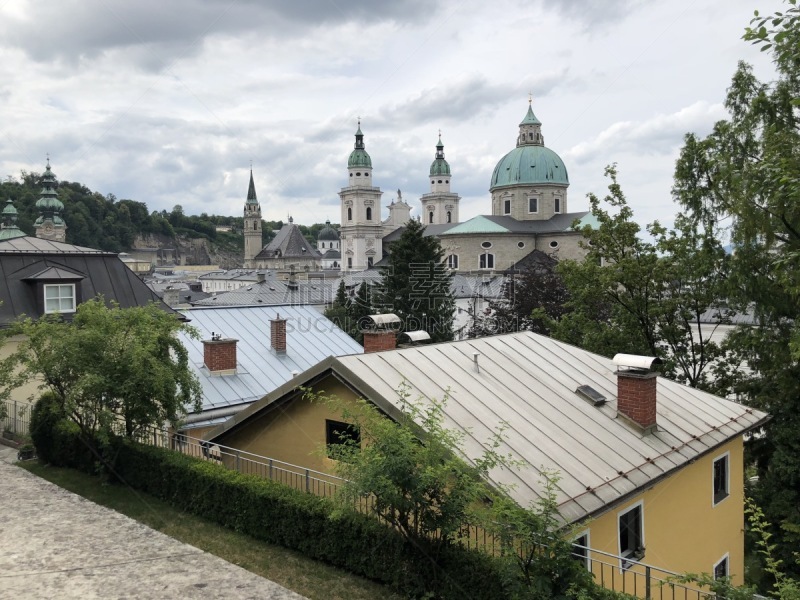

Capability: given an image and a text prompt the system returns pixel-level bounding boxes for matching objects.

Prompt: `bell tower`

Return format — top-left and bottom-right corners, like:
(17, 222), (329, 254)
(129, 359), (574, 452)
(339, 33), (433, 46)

(34, 158), (67, 242)
(243, 169), (262, 268)
(420, 133), (460, 226)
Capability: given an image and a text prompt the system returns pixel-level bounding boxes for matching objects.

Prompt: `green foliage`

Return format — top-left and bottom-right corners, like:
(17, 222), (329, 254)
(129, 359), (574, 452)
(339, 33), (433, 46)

(8, 299), (202, 441)
(547, 166), (729, 390)
(670, 0), (800, 575)
(378, 219), (456, 342)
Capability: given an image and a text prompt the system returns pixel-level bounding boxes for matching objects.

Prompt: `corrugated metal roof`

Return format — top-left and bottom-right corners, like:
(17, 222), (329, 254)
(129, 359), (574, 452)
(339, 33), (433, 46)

(211, 331), (767, 524)
(441, 216), (511, 235)
(440, 213), (589, 236)
(0, 236), (108, 254)
(178, 305), (363, 414)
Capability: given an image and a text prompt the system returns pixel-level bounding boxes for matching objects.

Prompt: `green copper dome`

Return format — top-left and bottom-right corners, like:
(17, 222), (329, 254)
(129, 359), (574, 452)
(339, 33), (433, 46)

(429, 134), (451, 176)
(2, 199), (18, 217)
(490, 145), (569, 189)
(35, 160), (64, 211)
(348, 122), (372, 169)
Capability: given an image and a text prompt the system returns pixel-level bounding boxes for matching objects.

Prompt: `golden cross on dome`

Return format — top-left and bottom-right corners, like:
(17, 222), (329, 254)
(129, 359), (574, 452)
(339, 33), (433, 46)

(528, 91), (533, 104)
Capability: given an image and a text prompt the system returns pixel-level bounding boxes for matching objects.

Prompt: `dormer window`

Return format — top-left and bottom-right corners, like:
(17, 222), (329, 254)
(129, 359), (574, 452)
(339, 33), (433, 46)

(44, 284), (76, 314)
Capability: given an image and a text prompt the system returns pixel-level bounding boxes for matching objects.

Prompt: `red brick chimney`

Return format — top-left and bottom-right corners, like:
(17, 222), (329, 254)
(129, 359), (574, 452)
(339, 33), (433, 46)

(363, 330), (397, 353)
(613, 354), (662, 433)
(271, 314), (287, 354)
(202, 335), (238, 373)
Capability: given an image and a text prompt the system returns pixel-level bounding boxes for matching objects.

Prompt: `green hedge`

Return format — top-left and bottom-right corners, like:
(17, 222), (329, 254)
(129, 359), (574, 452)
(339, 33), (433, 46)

(31, 413), (629, 599)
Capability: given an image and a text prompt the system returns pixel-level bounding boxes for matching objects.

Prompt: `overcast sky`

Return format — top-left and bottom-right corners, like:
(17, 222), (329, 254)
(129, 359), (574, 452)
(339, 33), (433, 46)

(0, 0), (783, 230)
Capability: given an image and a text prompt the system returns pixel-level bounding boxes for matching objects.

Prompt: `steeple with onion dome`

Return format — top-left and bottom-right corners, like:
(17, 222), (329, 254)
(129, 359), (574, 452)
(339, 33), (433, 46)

(34, 157), (67, 242)
(420, 131), (460, 226)
(0, 199), (26, 240)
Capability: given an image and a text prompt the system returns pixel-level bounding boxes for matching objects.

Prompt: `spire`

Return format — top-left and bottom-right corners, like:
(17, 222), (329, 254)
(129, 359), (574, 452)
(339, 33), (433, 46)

(354, 118), (365, 149)
(517, 101), (544, 147)
(34, 157), (65, 238)
(348, 119), (372, 169)
(246, 169), (258, 205)
(429, 132), (451, 177)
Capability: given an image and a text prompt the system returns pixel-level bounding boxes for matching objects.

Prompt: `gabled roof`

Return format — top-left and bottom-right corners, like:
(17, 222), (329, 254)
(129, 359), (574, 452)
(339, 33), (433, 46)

(178, 305), (363, 423)
(503, 249), (557, 274)
(208, 331), (768, 524)
(192, 279), (334, 307)
(255, 222), (321, 260)
(0, 237), (177, 326)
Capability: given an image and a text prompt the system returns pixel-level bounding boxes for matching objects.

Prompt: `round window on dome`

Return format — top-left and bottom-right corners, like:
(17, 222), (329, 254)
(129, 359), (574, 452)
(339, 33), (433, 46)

(517, 242), (525, 249)
(438, 180), (443, 184)
(481, 241), (492, 249)
(350, 173), (353, 177)
(445, 180), (449, 184)
(356, 172), (361, 176)
(431, 180), (435, 184)
(365, 172), (369, 176)
(549, 241), (559, 249)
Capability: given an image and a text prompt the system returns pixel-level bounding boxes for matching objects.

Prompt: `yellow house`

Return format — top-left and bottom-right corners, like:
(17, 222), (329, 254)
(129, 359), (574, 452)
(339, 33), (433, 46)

(205, 331), (767, 591)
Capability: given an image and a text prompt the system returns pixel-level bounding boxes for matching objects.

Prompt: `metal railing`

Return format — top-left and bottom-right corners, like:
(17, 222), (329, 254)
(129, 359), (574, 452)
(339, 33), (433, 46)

(120, 424), (771, 600)
(1, 400), (31, 438)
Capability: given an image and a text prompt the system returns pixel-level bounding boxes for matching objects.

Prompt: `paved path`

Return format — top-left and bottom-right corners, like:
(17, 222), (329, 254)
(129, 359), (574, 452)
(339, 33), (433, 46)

(0, 446), (307, 600)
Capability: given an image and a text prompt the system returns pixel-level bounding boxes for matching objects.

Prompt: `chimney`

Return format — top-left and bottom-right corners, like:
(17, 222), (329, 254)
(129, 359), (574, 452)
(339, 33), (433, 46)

(363, 330), (397, 353)
(613, 354), (662, 433)
(256, 271), (266, 283)
(202, 333), (238, 373)
(271, 313), (287, 354)
(361, 314), (401, 353)
(162, 286), (180, 307)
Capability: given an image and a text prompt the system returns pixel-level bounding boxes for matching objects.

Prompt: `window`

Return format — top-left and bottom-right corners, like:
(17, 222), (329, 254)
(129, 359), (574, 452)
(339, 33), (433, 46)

(366, 207), (372, 221)
(447, 255), (459, 269)
(528, 197), (538, 213)
(618, 502), (644, 569)
(517, 241), (525, 249)
(549, 240), (559, 249)
(367, 256), (374, 268)
(438, 179), (442, 184)
(326, 419), (360, 458)
(713, 554), (729, 581)
(554, 197), (562, 213)
(572, 532), (590, 570)
(504, 199), (511, 214)
(713, 453), (730, 505)
(44, 284), (76, 314)
(446, 211), (452, 223)
(347, 207), (352, 221)
(356, 172), (361, 176)
(429, 211), (434, 223)
(479, 253), (495, 269)
(347, 257), (352, 269)
(481, 241), (492, 249)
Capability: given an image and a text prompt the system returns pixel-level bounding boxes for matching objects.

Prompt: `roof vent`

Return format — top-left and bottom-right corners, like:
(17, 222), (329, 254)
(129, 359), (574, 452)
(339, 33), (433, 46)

(575, 385), (607, 406)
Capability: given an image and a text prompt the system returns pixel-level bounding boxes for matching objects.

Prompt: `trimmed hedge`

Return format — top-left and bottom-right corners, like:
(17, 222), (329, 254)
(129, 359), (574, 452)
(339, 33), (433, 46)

(31, 412), (630, 599)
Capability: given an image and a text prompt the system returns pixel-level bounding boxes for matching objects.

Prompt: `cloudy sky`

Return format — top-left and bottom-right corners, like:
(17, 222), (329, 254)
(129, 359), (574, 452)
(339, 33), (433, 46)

(0, 0), (783, 230)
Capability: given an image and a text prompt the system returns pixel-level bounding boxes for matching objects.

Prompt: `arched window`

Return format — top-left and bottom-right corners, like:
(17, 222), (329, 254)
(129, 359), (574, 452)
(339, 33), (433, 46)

(554, 197), (561, 213)
(479, 253), (495, 269)
(447, 255), (459, 269)
(429, 211), (434, 223)
(347, 207), (352, 221)
(366, 207), (372, 221)
(367, 256), (374, 268)
(446, 211), (451, 223)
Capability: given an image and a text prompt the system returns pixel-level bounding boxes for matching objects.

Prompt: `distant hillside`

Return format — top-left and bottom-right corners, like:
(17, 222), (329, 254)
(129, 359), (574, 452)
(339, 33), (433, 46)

(0, 170), (336, 263)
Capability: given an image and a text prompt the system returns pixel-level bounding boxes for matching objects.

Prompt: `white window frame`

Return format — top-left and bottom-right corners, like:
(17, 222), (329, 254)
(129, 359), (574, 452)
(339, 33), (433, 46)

(43, 283), (76, 314)
(617, 500), (644, 571)
(713, 553), (730, 581)
(712, 451), (730, 506)
(479, 253), (495, 270)
(572, 530), (591, 571)
(447, 254), (459, 270)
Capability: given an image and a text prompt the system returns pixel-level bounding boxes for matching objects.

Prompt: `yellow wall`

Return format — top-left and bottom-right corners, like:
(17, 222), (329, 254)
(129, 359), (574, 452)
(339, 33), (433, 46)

(218, 376), (360, 475)
(217, 377), (746, 590)
(583, 436), (744, 588)
(1, 335), (43, 407)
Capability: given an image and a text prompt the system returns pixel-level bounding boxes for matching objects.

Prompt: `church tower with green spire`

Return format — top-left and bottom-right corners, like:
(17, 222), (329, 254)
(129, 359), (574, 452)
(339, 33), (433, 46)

(34, 158), (67, 242)
(0, 199), (26, 240)
(420, 133), (460, 226)
(243, 169), (262, 267)
(339, 121), (384, 271)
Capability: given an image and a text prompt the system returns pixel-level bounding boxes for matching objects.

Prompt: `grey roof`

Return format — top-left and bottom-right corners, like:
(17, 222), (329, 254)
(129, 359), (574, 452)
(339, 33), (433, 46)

(698, 306), (757, 326)
(0, 236), (178, 327)
(178, 305), (363, 417)
(255, 222), (321, 260)
(503, 249), (558, 274)
(322, 249), (341, 259)
(382, 223), (456, 244)
(193, 279), (335, 307)
(210, 331), (767, 524)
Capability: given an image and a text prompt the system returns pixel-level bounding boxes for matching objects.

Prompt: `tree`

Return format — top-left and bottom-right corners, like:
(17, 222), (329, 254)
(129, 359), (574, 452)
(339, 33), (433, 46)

(548, 167), (729, 389)
(670, 0), (800, 577)
(377, 219), (455, 342)
(7, 299), (202, 441)
(468, 253), (570, 338)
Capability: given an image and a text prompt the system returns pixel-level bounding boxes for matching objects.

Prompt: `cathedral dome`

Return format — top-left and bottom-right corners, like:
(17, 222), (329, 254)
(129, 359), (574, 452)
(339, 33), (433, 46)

(318, 220), (339, 241)
(490, 145), (569, 189)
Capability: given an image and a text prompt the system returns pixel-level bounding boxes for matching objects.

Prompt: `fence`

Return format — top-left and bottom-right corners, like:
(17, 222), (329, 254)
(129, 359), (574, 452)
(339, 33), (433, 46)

(123, 425), (770, 600)
(1, 400), (31, 438)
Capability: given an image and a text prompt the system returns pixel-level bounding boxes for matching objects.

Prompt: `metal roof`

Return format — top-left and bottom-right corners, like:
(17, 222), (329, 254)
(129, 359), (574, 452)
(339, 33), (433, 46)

(178, 305), (363, 416)
(0, 236), (108, 254)
(210, 331), (767, 524)
(440, 213), (589, 236)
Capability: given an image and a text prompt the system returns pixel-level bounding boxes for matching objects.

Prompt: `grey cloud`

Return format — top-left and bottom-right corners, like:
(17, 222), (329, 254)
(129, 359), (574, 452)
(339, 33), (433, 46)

(0, 0), (433, 69)
(531, 0), (646, 28)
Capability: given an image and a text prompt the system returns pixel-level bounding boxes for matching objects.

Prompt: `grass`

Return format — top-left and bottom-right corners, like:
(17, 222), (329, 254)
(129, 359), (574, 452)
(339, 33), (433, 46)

(18, 461), (403, 600)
